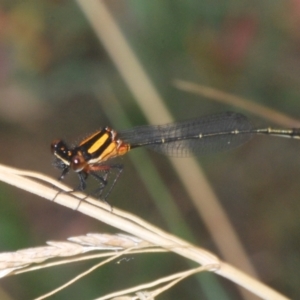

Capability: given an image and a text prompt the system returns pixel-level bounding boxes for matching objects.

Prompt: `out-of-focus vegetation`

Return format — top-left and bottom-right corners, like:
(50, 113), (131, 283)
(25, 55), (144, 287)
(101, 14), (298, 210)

(0, 1), (300, 299)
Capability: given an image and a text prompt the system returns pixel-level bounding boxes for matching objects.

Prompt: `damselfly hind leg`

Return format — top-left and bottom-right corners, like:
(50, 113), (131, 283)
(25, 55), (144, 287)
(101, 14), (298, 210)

(90, 164), (124, 201)
(73, 164), (123, 211)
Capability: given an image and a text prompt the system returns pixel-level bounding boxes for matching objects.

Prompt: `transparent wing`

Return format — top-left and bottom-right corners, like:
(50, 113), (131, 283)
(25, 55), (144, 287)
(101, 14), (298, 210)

(118, 112), (254, 157)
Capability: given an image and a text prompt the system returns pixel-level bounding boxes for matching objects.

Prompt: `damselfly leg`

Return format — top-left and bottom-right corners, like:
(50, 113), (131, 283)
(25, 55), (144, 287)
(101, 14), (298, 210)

(89, 164), (123, 200)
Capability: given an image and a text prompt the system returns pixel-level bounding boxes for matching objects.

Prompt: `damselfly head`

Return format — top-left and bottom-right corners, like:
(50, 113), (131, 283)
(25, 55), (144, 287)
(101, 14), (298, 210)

(51, 139), (73, 166)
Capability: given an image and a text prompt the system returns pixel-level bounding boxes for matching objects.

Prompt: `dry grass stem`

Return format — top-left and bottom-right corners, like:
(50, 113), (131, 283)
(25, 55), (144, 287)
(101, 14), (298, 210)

(173, 79), (300, 127)
(97, 265), (212, 300)
(68, 233), (153, 249)
(0, 164), (219, 265)
(35, 247), (135, 300)
(0, 163), (290, 299)
(14, 248), (165, 278)
(1, 233), (161, 277)
(0, 164), (73, 192)
(0, 242), (83, 276)
(135, 292), (154, 300)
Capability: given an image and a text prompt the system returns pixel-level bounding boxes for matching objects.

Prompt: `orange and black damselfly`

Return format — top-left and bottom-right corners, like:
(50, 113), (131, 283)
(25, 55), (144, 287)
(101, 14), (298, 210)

(51, 111), (300, 200)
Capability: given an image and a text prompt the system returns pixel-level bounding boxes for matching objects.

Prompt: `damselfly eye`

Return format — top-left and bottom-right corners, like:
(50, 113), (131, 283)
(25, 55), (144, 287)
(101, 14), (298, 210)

(51, 139), (67, 154)
(71, 155), (86, 172)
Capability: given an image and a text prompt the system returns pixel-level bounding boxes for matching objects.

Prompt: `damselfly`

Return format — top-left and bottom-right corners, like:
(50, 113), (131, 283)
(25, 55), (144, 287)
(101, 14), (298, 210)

(51, 111), (300, 200)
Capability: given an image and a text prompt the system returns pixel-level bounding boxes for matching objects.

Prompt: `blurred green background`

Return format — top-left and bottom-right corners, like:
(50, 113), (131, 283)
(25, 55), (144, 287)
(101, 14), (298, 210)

(0, 0), (300, 299)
